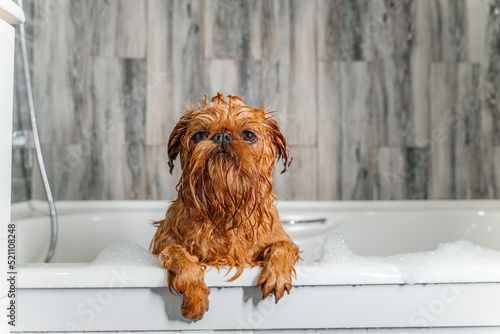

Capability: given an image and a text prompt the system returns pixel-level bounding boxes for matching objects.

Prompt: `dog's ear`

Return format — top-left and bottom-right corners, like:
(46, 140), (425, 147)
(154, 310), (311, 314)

(167, 118), (188, 174)
(265, 115), (292, 174)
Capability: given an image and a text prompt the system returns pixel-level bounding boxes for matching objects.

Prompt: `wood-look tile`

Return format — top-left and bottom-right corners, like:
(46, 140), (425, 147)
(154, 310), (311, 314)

(169, 0), (207, 111)
(146, 0), (206, 145)
(370, 0), (418, 147)
(274, 147), (317, 201)
(410, 0), (434, 147)
(261, 0), (317, 146)
(445, 0), (469, 62)
(205, 0), (262, 59)
(453, 64), (480, 199)
(465, 0), (490, 64)
(405, 147), (429, 199)
(12, 48), (31, 132)
(11, 148), (32, 201)
(146, 0), (174, 146)
(28, 0), (94, 146)
(11, 0), (500, 202)
(317, 61), (340, 200)
(90, 0), (147, 58)
(11, 178), (31, 203)
(86, 58), (123, 199)
(144, 145), (181, 200)
(206, 59), (262, 106)
(11, 150), (27, 178)
(465, 3), (497, 196)
(483, 1), (500, 146)
(494, 147), (500, 199)
(465, 2), (499, 199)
(29, 151), (45, 200)
(373, 147), (405, 200)
(87, 58), (148, 200)
(317, 0), (371, 61)
(370, 0), (416, 60)
(457, 65), (496, 199)
(368, 0), (433, 147)
(31, 144), (86, 201)
(471, 81), (496, 199)
(318, 61), (372, 200)
(123, 59), (148, 199)
(32, 0), (93, 145)
(260, 0), (279, 110)
(369, 58), (401, 147)
(65, 0), (94, 144)
(287, 0), (317, 147)
(428, 0), (468, 62)
(428, 63), (454, 199)
(427, 63), (487, 199)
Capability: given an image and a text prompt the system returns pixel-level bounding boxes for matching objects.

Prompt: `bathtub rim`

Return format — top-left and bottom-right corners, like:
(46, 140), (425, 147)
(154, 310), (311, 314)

(16, 260), (500, 290)
(13, 199), (500, 289)
(11, 198), (500, 217)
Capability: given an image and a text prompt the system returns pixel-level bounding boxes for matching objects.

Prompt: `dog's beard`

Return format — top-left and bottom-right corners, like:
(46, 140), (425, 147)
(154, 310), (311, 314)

(178, 142), (270, 237)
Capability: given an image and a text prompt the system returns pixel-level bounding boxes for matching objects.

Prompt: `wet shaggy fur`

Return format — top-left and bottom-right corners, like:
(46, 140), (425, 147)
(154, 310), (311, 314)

(150, 94), (300, 321)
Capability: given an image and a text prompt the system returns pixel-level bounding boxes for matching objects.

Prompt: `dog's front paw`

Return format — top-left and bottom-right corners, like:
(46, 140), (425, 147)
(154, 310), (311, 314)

(257, 264), (293, 303)
(181, 283), (210, 322)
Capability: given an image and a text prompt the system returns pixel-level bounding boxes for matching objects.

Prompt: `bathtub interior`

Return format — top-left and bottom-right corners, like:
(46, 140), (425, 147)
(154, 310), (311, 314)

(13, 200), (500, 265)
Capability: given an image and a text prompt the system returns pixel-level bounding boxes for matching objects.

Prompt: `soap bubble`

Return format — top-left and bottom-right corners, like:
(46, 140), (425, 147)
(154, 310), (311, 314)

(320, 233), (500, 284)
(91, 241), (161, 267)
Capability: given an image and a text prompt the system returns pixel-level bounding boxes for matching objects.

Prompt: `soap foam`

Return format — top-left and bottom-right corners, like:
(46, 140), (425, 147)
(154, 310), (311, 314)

(320, 233), (500, 284)
(91, 241), (161, 267)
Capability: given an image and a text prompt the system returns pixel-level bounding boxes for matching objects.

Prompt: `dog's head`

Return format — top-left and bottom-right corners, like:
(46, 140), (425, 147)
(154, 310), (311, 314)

(167, 93), (291, 230)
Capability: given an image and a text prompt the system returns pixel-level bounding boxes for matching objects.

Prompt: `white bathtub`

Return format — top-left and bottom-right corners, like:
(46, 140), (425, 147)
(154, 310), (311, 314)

(12, 200), (500, 333)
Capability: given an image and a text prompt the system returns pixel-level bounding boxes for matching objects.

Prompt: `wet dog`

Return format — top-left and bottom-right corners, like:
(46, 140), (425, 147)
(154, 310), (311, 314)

(151, 93), (299, 321)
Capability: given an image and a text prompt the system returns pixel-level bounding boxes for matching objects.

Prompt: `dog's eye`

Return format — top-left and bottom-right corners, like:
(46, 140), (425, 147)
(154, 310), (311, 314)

(192, 131), (208, 143)
(241, 131), (257, 144)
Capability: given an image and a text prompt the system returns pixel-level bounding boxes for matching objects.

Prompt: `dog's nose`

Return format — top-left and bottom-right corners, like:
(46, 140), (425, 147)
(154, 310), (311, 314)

(213, 132), (232, 144)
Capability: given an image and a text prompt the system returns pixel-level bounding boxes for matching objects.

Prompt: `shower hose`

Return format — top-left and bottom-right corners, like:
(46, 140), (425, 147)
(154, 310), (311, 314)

(17, 0), (58, 263)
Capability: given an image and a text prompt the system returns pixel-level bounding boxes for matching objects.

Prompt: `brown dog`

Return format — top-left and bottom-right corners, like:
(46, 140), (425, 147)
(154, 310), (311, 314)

(150, 93), (300, 321)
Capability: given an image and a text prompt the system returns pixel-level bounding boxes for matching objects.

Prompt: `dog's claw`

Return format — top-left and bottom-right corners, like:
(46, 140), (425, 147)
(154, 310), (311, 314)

(258, 266), (292, 303)
(274, 286), (285, 302)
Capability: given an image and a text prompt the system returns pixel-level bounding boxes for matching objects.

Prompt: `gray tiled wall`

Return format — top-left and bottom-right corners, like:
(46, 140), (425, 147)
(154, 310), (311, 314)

(11, 0), (500, 202)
